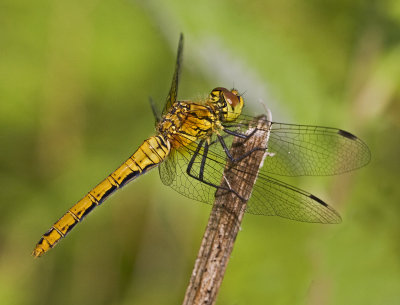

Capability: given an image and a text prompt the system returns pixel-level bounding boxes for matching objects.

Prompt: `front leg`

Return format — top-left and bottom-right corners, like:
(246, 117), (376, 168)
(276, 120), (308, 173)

(217, 134), (266, 163)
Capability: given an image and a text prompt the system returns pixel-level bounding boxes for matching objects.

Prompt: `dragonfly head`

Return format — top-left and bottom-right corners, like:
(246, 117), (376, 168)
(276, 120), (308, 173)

(209, 87), (244, 122)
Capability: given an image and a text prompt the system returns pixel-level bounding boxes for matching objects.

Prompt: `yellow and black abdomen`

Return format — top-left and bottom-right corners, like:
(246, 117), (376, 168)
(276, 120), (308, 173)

(33, 135), (170, 257)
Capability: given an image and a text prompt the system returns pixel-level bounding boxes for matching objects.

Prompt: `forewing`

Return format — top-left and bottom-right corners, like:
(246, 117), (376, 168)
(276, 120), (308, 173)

(162, 34), (184, 115)
(224, 115), (371, 176)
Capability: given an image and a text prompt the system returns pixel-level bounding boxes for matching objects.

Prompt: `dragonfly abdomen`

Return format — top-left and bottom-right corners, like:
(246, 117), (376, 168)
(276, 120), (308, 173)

(32, 135), (170, 257)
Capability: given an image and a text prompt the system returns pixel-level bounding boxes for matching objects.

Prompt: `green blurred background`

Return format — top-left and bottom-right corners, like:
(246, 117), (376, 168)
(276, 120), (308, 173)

(1, 0), (399, 304)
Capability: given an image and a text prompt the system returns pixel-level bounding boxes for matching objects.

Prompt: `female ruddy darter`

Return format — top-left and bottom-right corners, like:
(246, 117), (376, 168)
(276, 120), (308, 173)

(33, 34), (370, 257)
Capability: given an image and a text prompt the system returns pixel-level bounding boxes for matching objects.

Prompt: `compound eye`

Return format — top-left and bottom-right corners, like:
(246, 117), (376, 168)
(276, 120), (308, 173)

(223, 90), (239, 107)
(211, 87), (239, 107)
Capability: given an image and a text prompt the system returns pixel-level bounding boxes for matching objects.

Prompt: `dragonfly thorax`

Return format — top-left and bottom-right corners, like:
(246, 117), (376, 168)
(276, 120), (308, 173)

(207, 87), (244, 122)
(157, 101), (220, 149)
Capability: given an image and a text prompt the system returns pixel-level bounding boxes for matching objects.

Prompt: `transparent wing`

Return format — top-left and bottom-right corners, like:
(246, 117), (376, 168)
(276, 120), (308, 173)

(159, 150), (177, 186)
(159, 137), (225, 205)
(246, 172), (341, 223)
(223, 114), (371, 176)
(159, 130), (342, 223)
(162, 33), (184, 116)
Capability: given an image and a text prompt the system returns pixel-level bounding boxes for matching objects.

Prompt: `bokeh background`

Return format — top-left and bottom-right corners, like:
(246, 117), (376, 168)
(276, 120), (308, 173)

(1, 0), (399, 304)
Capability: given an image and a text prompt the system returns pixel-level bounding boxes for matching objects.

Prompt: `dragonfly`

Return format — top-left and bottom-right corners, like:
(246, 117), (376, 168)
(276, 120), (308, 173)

(33, 34), (370, 257)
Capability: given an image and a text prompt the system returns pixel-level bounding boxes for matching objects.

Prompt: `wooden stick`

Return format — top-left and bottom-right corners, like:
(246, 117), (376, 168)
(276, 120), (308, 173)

(182, 116), (271, 305)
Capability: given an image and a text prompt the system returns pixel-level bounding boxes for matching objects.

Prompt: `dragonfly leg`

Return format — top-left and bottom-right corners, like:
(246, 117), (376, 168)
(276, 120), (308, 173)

(208, 134), (229, 147)
(186, 139), (205, 175)
(223, 127), (258, 140)
(217, 134), (266, 162)
(199, 141), (209, 180)
(186, 140), (245, 201)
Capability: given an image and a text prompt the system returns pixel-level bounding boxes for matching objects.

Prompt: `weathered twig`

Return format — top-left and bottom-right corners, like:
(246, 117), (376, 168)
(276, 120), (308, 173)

(182, 116), (271, 305)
